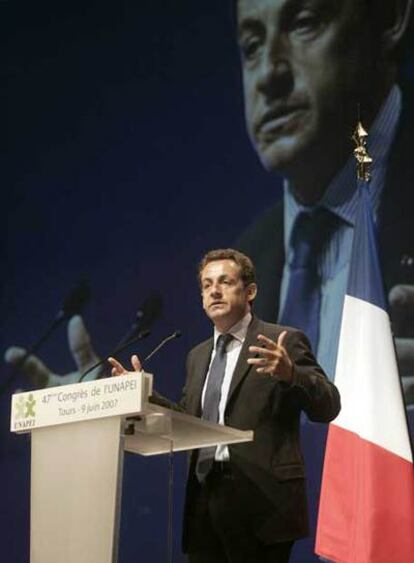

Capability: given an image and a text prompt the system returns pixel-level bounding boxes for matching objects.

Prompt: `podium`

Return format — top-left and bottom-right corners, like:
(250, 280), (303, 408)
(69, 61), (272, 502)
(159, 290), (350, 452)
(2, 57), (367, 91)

(10, 372), (253, 563)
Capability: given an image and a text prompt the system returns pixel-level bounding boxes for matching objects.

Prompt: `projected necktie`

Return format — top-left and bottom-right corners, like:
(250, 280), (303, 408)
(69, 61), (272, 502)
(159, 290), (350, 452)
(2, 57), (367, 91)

(195, 333), (233, 483)
(279, 208), (337, 352)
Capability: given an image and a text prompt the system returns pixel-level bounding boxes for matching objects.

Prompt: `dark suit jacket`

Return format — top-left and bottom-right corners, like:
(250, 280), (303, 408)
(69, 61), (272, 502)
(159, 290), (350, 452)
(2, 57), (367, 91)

(177, 316), (340, 549)
(235, 87), (414, 334)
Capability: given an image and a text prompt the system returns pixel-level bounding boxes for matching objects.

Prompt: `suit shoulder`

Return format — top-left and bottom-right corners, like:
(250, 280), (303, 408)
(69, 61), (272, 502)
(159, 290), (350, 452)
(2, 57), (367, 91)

(235, 201), (283, 255)
(256, 318), (309, 344)
(187, 337), (212, 358)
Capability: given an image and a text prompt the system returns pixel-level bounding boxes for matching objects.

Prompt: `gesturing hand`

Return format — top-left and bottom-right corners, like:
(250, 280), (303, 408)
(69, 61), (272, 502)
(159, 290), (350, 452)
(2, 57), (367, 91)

(247, 331), (293, 382)
(108, 354), (142, 377)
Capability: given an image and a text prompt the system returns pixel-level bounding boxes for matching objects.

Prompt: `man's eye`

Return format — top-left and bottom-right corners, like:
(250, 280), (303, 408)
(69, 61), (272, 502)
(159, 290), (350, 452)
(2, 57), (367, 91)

(240, 35), (262, 62)
(291, 10), (321, 35)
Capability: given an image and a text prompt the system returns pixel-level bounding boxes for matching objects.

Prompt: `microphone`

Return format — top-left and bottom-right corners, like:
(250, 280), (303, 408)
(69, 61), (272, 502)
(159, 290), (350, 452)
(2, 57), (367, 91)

(79, 292), (163, 382)
(79, 329), (151, 382)
(115, 291), (163, 349)
(122, 330), (181, 426)
(142, 330), (182, 367)
(57, 280), (91, 321)
(81, 329), (181, 382)
(20, 280), (91, 363)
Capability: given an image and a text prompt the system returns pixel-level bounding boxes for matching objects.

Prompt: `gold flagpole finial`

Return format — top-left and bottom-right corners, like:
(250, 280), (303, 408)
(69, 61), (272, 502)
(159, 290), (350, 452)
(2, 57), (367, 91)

(352, 116), (373, 182)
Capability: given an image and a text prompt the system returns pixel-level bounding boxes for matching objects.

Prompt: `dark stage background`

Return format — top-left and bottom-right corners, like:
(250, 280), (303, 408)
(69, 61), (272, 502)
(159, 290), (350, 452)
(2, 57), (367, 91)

(3, 2), (414, 562)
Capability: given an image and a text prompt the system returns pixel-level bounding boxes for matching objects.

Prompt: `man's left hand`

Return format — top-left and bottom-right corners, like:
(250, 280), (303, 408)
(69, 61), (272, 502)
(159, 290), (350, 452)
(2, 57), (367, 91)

(108, 354), (142, 376)
(247, 331), (293, 382)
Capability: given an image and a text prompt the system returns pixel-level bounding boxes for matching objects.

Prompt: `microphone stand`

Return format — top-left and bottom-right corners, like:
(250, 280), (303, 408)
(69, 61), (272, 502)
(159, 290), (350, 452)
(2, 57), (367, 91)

(141, 330), (181, 368)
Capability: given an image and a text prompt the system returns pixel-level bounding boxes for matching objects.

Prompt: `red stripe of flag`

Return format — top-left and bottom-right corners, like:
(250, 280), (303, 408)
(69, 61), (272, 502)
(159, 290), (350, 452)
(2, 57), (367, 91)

(316, 424), (414, 563)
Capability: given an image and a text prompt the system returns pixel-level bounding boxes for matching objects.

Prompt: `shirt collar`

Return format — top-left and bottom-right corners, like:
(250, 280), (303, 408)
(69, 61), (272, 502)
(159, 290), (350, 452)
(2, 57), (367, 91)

(213, 312), (252, 348)
(285, 84), (401, 236)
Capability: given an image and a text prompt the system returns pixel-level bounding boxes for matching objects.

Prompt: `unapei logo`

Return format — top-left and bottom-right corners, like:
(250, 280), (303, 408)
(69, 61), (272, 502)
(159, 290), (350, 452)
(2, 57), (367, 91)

(14, 393), (36, 420)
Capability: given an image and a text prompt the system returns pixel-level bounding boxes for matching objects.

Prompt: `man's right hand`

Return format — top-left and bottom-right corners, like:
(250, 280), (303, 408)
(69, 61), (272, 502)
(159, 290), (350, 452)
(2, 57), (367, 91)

(4, 315), (102, 388)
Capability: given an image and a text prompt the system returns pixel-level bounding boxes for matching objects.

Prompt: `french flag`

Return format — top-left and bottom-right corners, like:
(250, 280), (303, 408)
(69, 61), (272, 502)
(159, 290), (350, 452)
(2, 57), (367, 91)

(315, 180), (414, 562)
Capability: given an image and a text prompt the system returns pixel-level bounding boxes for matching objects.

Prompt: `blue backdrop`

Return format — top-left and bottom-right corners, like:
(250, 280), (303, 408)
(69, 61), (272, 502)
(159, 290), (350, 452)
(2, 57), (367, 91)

(3, 2), (414, 562)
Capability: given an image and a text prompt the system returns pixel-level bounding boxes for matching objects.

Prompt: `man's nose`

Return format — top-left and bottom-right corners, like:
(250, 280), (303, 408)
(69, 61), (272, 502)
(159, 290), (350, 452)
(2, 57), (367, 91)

(210, 283), (222, 297)
(257, 35), (293, 99)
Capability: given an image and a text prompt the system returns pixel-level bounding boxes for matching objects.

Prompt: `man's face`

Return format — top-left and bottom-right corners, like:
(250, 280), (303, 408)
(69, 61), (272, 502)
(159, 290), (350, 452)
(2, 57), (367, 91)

(201, 259), (257, 332)
(238, 0), (382, 195)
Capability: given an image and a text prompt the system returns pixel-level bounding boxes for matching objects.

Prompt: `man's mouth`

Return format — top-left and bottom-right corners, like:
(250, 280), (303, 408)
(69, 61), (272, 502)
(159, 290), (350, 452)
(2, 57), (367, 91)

(210, 301), (226, 308)
(256, 105), (307, 139)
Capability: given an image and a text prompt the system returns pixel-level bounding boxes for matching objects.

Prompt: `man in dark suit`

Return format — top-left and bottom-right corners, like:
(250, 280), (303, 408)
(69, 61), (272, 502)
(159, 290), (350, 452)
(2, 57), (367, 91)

(233, 0), (414, 399)
(110, 248), (340, 563)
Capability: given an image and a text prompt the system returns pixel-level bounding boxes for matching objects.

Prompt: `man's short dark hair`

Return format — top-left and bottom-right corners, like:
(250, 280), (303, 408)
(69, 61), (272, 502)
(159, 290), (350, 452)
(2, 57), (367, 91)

(198, 248), (256, 287)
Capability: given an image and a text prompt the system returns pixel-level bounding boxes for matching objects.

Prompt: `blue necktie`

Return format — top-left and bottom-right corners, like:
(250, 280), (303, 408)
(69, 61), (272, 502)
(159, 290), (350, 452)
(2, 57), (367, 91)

(279, 208), (337, 352)
(195, 333), (233, 482)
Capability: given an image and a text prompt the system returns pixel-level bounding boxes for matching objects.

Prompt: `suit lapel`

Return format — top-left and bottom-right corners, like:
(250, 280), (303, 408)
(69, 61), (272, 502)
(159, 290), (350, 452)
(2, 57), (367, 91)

(227, 316), (261, 405)
(187, 339), (213, 416)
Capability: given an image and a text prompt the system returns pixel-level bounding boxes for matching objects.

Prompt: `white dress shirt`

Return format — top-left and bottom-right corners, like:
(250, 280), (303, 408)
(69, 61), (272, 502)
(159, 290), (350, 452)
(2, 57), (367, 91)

(201, 312), (252, 461)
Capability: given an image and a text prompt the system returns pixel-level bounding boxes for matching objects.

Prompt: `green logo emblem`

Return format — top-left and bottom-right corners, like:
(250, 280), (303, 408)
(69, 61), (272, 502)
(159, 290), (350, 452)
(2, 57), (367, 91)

(15, 394), (36, 420)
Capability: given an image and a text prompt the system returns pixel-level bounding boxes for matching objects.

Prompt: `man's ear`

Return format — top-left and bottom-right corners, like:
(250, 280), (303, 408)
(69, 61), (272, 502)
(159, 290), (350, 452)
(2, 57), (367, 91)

(247, 283), (258, 303)
(381, 0), (413, 53)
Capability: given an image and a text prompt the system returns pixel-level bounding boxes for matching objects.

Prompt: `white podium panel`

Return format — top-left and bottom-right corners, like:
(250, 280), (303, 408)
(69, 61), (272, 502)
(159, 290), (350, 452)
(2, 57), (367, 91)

(31, 416), (123, 563)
